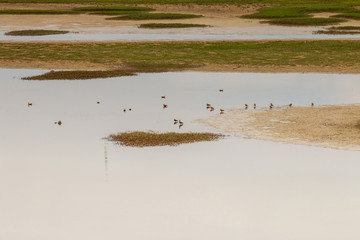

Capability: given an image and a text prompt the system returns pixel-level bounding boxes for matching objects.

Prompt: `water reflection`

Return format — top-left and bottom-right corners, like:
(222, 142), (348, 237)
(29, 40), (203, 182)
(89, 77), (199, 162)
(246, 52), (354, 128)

(104, 141), (108, 177)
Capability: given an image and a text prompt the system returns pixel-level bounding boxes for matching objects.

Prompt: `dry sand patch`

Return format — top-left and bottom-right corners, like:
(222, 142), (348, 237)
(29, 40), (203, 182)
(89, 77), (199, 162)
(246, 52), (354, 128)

(198, 104), (360, 151)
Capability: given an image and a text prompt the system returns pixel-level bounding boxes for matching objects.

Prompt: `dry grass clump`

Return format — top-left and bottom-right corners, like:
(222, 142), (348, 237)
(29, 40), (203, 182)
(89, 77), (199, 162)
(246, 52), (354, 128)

(199, 105), (360, 150)
(22, 70), (135, 80)
(5, 30), (69, 36)
(108, 131), (223, 147)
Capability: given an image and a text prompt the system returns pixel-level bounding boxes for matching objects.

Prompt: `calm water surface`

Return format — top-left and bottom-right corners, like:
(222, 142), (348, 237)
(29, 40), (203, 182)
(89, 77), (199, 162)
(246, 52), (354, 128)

(0, 69), (360, 240)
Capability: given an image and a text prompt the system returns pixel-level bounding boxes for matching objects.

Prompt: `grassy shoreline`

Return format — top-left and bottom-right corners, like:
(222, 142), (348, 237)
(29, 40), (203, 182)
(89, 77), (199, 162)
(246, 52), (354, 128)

(2, 40), (360, 73)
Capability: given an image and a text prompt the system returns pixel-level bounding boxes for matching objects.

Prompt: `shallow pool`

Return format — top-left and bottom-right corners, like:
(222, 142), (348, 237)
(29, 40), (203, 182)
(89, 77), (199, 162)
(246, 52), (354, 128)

(0, 69), (360, 240)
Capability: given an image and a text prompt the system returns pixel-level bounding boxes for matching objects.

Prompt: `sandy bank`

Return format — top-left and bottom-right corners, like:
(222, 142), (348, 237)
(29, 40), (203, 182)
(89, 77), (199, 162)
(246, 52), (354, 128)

(198, 104), (360, 151)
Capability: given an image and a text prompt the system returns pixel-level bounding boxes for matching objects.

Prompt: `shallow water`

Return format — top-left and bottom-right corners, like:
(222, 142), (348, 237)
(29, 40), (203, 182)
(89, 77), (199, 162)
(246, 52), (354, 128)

(1, 26), (360, 41)
(1, 69), (360, 240)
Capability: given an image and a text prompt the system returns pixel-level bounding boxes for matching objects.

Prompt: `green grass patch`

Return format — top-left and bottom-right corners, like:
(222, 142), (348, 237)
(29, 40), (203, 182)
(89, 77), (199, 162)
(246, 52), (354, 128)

(243, 6), (308, 19)
(242, 3), (355, 26)
(334, 12), (360, 20)
(328, 26), (360, 30)
(264, 17), (344, 26)
(314, 30), (360, 34)
(0, 9), (79, 14)
(139, 23), (210, 28)
(3, 40), (360, 72)
(1, 0), (360, 4)
(314, 26), (360, 34)
(107, 13), (202, 20)
(243, 4), (355, 19)
(73, 6), (154, 12)
(22, 70), (135, 80)
(5, 30), (69, 36)
(108, 131), (223, 147)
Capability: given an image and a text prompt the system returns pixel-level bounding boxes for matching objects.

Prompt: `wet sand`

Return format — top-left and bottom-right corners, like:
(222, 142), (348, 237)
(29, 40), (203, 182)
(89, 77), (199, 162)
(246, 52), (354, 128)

(198, 104), (360, 151)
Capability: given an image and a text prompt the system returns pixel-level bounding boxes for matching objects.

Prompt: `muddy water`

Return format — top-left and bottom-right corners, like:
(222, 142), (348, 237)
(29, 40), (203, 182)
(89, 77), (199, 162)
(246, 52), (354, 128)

(1, 69), (360, 240)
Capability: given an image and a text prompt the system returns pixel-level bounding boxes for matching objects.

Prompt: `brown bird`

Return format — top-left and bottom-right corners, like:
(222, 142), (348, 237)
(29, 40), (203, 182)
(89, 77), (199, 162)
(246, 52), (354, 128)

(269, 105), (273, 110)
(174, 119), (178, 124)
(163, 104), (168, 109)
(254, 103), (256, 109)
(220, 109), (225, 114)
(206, 103), (211, 107)
(245, 104), (248, 109)
(123, 108), (126, 112)
(129, 108), (132, 111)
(219, 89), (224, 92)
(97, 101), (100, 104)
(161, 96), (166, 99)
(54, 121), (62, 125)
(27, 102), (32, 107)
(179, 121), (184, 129)
(311, 102), (314, 107)
(289, 103), (293, 107)
(210, 107), (215, 112)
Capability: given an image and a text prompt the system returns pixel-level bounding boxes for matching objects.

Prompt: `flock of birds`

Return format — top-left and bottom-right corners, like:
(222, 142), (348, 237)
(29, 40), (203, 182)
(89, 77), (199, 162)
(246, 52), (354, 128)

(26, 88), (315, 128)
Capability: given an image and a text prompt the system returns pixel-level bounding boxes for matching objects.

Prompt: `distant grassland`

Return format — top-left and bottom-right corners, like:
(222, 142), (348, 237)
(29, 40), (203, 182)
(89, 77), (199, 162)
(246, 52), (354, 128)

(1, 0), (360, 3)
(2, 41), (360, 72)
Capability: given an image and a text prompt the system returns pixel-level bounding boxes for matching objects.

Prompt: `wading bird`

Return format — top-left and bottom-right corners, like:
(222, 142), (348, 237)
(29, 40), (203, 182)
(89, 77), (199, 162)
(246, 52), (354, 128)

(163, 104), (168, 109)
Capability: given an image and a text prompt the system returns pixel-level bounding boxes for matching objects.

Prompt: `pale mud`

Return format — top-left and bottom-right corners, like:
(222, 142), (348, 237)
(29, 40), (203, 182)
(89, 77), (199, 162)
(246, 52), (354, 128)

(198, 105), (360, 151)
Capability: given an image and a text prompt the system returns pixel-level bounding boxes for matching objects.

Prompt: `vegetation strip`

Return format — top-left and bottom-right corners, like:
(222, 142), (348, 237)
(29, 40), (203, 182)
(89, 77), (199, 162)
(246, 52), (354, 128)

(5, 30), (69, 36)
(139, 23), (210, 28)
(73, 6), (154, 12)
(108, 131), (223, 147)
(314, 26), (360, 34)
(1, 0), (360, 3)
(3, 40), (360, 73)
(22, 70), (135, 80)
(263, 17), (344, 26)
